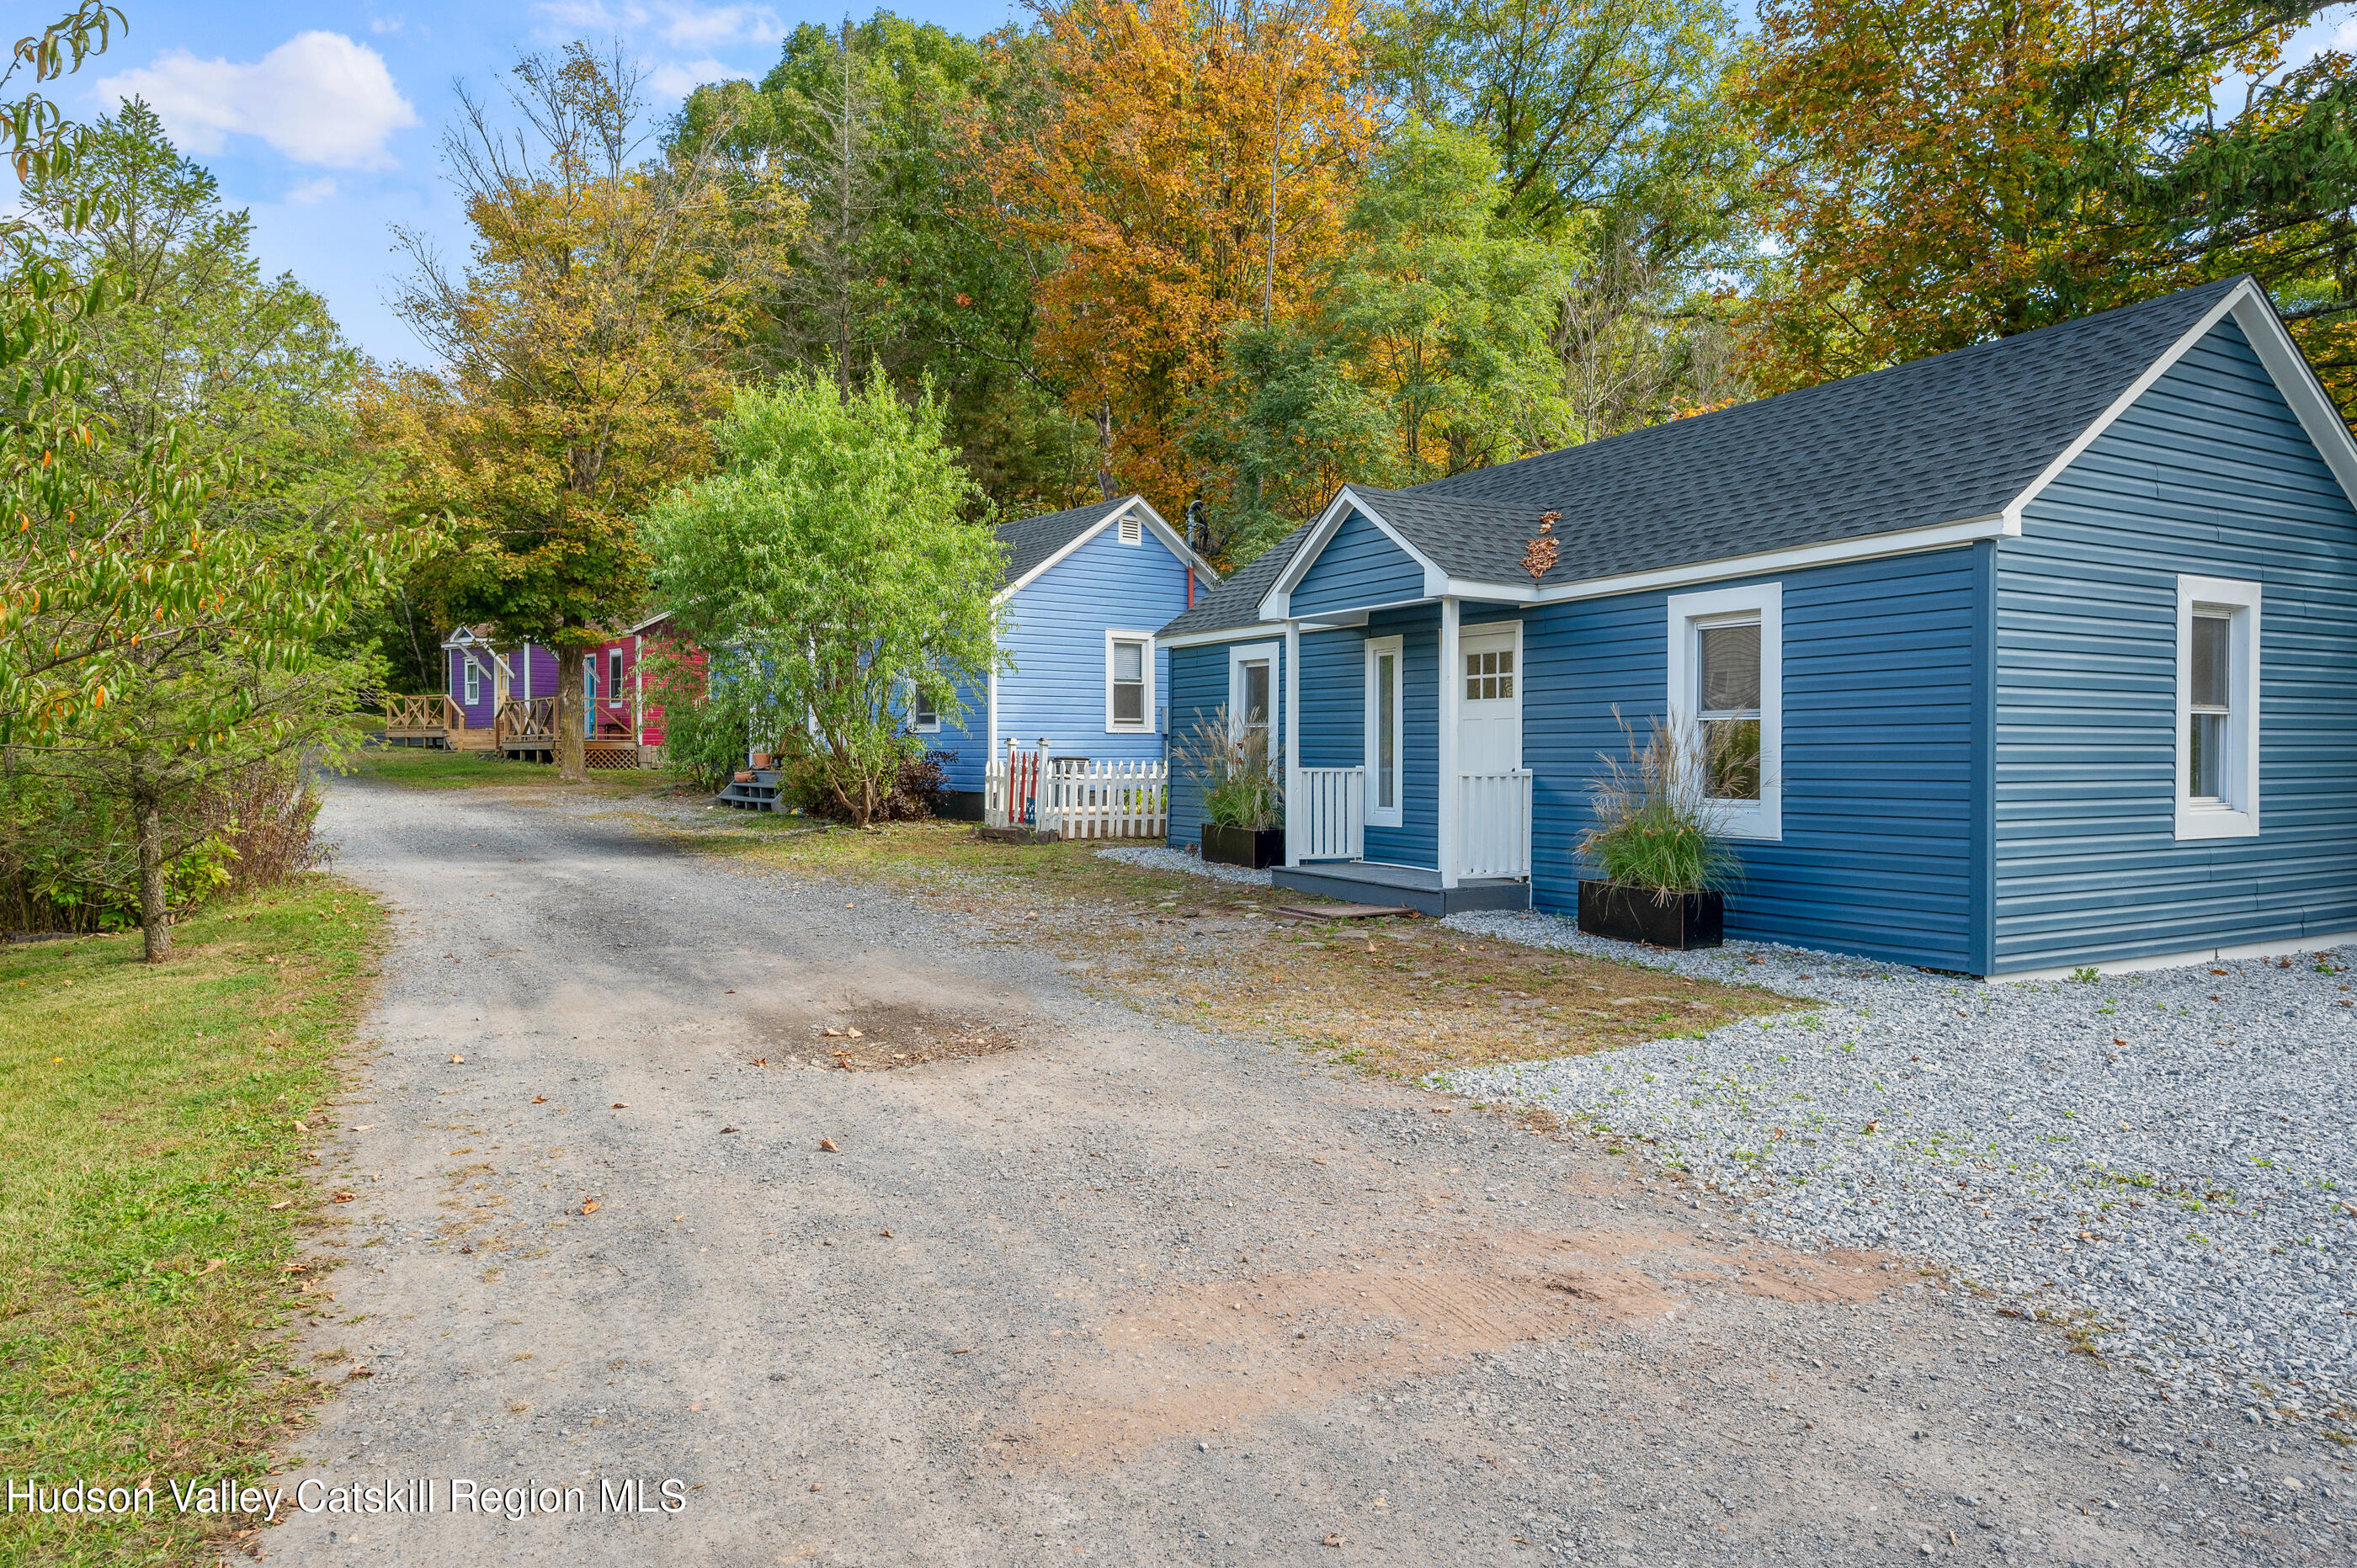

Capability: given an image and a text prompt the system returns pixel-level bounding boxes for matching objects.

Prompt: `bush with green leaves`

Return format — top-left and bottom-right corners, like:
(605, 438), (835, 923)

(1178, 707), (1283, 831)
(1578, 712), (1742, 899)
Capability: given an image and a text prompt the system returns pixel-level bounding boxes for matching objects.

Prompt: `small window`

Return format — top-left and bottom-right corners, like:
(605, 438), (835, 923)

(1118, 515), (1142, 546)
(2175, 575), (2260, 839)
(463, 656), (481, 705)
(911, 682), (939, 733)
(1106, 632), (1153, 731)
(1666, 583), (1780, 840)
(1365, 636), (1402, 828)
(1242, 661), (1270, 736)
(1463, 647), (1514, 701)
(609, 647), (624, 705)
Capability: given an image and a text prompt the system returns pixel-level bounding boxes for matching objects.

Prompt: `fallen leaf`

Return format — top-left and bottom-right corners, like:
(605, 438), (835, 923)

(292, 1120), (308, 1133)
(201, 1257), (226, 1274)
(818, 1138), (838, 1152)
(720, 1126), (739, 1134)
(269, 1200), (293, 1210)
(1312, 1157), (1327, 1166)
(1323, 1535), (1345, 1548)
(749, 1059), (767, 1068)
(610, 1103), (628, 1109)
(950, 1348), (971, 1355)
(810, 1483), (822, 1492)
(532, 1095), (546, 1104)
(581, 1199), (599, 1215)
(347, 1366), (374, 1379)
(880, 1228), (893, 1238)
(726, 989), (737, 994)
(450, 1054), (464, 1065)
(824, 1029), (844, 1038)
(332, 1191), (357, 1204)
(846, 1027), (864, 1039)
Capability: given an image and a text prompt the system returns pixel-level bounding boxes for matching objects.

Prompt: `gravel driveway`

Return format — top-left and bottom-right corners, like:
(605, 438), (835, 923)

(1439, 914), (2357, 1435)
(269, 779), (2353, 1565)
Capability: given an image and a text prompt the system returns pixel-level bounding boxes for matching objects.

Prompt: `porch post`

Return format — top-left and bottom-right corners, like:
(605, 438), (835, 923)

(1284, 619), (1301, 868)
(1439, 596), (1460, 889)
(986, 667), (998, 765)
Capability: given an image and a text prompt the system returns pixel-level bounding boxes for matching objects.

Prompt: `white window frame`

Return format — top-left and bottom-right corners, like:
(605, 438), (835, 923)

(1665, 582), (1782, 842)
(608, 647), (624, 710)
(462, 655), (481, 706)
(907, 675), (940, 734)
(1364, 634), (1404, 828)
(1228, 640), (1279, 747)
(1105, 630), (1155, 733)
(2174, 574), (2261, 840)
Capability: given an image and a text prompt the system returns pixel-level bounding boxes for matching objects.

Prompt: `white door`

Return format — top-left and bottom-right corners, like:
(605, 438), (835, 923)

(1457, 625), (1522, 773)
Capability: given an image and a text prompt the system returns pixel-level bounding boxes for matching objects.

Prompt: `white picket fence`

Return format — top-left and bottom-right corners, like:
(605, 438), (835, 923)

(984, 743), (1168, 839)
(1292, 766), (1365, 860)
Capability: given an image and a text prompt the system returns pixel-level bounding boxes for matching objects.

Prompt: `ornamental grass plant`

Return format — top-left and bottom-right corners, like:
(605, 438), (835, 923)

(1579, 712), (1742, 901)
(1178, 707), (1284, 831)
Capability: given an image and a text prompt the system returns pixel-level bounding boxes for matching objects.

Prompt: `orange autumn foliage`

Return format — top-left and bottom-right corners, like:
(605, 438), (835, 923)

(984, 0), (1379, 517)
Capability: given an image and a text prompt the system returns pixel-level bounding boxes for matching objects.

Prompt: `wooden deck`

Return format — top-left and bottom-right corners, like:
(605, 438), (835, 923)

(381, 694), (494, 751)
(493, 698), (644, 767)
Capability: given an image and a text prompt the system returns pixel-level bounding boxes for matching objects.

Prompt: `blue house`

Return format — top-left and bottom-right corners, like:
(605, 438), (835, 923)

(927, 495), (1220, 816)
(1158, 276), (2357, 978)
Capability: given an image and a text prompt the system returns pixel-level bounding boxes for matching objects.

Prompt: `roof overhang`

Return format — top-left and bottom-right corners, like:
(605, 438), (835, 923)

(997, 496), (1221, 604)
(2001, 275), (2357, 524)
(439, 627), (515, 681)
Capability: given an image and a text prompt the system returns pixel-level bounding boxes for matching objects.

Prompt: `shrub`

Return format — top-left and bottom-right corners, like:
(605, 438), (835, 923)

(1578, 712), (1741, 899)
(1178, 708), (1283, 831)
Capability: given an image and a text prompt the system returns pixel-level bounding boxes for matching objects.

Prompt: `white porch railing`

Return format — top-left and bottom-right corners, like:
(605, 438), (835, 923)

(1456, 768), (1534, 880)
(984, 742), (1167, 839)
(1292, 766), (1365, 861)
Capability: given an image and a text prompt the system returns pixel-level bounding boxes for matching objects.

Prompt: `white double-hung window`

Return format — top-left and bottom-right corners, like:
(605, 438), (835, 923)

(2174, 575), (2260, 839)
(1106, 632), (1153, 732)
(462, 655), (481, 706)
(1364, 635), (1403, 828)
(1665, 582), (1781, 840)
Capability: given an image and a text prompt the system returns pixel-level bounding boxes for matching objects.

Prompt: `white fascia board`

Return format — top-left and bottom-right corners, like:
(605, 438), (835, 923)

(1429, 513), (2009, 608)
(1128, 497), (1224, 584)
(625, 610), (674, 636)
(1158, 620), (1290, 650)
(1258, 487), (1447, 622)
(2000, 277), (2357, 524)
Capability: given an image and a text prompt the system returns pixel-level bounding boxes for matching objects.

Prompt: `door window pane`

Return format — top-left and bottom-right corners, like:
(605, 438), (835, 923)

(1375, 651), (1397, 810)
(1241, 661), (1270, 737)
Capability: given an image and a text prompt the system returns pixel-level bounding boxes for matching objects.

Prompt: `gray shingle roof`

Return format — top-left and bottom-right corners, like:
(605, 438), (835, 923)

(1159, 523), (1314, 638)
(996, 497), (1131, 591)
(1354, 276), (2248, 588)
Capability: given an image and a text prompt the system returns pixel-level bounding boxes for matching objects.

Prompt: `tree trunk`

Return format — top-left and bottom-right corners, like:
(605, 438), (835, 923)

(557, 646), (587, 782)
(136, 793), (171, 963)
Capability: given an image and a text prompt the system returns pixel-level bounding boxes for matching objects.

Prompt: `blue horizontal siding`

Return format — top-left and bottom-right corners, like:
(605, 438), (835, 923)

(928, 521), (1193, 790)
(1292, 610), (1441, 866)
(1515, 549), (1982, 970)
(1167, 639), (1283, 850)
(1993, 315), (2357, 970)
(1290, 507), (1424, 618)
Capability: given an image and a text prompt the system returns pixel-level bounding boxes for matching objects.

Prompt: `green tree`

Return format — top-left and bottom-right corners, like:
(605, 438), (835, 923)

(5, 94), (415, 958)
(384, 42), (795, 779)
(642, 368), (1004, 825)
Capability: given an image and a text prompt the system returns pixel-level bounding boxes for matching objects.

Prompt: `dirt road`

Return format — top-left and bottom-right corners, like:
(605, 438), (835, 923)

(268, 779), (2338, 1565)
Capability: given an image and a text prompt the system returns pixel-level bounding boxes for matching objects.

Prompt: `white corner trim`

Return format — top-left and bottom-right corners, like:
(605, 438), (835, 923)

(1259, 487), (1447, 622)
(1993, 930), (2357, 983)
(1103, 628), (1155, 734)
(1666, 582), (1783, 842)
(2173, 574), (2261, 840)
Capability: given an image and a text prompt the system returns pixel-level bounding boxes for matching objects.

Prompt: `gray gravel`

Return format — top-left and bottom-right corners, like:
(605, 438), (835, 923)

(1439, 911), (2357, 1430)
(1095, 843), (1273, 886)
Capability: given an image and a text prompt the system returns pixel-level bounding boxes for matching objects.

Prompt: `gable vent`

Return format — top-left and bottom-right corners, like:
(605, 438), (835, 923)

(1118, 516), (1142, 546)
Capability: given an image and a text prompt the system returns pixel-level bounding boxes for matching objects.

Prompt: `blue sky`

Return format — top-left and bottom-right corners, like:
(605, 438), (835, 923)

(77, 2), (2357, 366)
(88, 0), (1029, 364)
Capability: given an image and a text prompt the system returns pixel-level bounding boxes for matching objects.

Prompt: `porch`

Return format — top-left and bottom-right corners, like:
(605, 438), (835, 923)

(1279, 763), (1533, 917)
(382, 694), (495, 752)
(496, 697), (646, 768)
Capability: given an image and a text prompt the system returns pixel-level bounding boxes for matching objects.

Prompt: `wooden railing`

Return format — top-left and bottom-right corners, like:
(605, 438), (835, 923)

(384, 694), (459, 740)
(1456, 768), (1535, 880)
(497, 696), (556, 747)
(1291, 766), (1365, 861)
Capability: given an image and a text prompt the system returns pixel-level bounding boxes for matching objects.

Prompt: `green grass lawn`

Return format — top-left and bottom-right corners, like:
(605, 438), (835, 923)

(345, 746), (690, 796)
(0, 880), (384, 1565)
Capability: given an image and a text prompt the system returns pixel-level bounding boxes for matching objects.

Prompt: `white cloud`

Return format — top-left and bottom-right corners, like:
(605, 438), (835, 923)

(647, 56), (739, 98)
(286, 177), (339, 205)
(98, 32), (418, 170)
(370, 13), (405, 35)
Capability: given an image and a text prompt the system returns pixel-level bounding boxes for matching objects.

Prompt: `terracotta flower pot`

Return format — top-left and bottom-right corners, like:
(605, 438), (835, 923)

(733, 769), (754, 784)
(750, 752), (772, 768)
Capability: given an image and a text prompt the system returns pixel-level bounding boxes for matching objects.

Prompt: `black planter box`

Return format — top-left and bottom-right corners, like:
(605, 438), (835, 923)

(1202, 823), (1285, 869)
(1577, 880), (1724, 949)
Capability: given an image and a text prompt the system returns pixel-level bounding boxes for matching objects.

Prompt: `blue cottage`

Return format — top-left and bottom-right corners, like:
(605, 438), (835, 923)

(926, 495), (1220, 816)
(1157, 276), (2357, 978)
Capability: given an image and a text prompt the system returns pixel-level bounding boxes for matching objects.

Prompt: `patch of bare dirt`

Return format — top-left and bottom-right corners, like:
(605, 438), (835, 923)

(763, 1001), (1024, 1071)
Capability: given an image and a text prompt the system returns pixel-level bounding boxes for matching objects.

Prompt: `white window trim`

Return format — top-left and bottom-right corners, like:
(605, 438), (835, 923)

(1228, 640), (1279, 742)
(2174, 574), (2261, 840)
(1118, 515), (1142, 546)
(462, 655), (481, 706)
(1105, 630), (1155, 734)
(907, 674), (940, 734)
(1665, 582), (1782, 842)
(1364, 634), (1404, 828)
